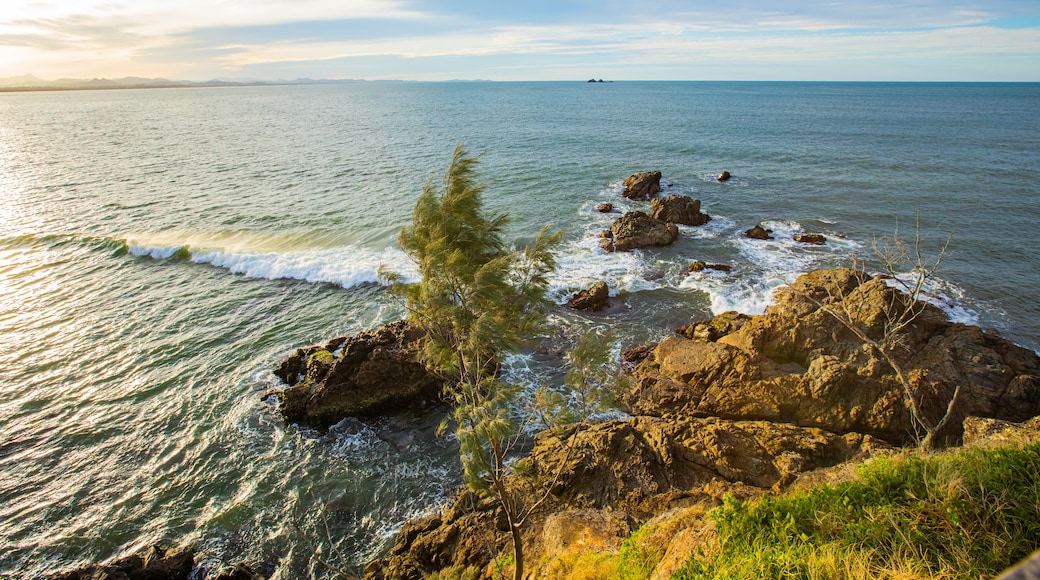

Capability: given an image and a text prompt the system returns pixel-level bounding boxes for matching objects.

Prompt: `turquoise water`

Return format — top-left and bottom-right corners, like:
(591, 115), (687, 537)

(1, 81), (1038, 577)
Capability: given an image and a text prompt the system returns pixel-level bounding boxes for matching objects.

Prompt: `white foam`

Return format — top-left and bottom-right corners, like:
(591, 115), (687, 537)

(677, 215), (735, 240)
(883, 272), (981, 326)
(128, 240), (418, 288)
(127, 243), (184, 260)
(680, 269), (790, 316)
(549, 235), (664, 301)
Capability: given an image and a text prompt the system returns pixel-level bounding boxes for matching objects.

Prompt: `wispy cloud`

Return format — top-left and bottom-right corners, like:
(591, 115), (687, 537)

(0, 0), (1037, 80)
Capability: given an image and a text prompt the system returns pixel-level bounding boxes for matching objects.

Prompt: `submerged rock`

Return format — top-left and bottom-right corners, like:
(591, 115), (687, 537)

(268, 320), (442, 428)
(649, 195), (711, 226)
(596, 202), (613, 213)
(48, 545), (195, 580)
(717, 171), (731, 181)
(621, 171), (662, 200)
(600, 211), (679, 252)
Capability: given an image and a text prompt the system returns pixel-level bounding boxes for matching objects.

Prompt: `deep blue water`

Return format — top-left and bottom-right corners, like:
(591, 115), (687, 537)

(1, 81), (1038, 577)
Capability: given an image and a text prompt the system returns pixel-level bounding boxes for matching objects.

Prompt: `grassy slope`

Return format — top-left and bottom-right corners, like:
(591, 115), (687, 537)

(674, 443), (1040, 579)
(522, 441), (1040, 580)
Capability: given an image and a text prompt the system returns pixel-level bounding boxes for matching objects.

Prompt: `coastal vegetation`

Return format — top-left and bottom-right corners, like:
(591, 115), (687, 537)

(520, 432), (1040, 580)
(384, 144), (567, 580)
(674, 441), (1040, 579)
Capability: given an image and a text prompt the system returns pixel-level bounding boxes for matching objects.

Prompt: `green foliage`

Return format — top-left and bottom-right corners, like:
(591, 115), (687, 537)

(615, 532), (659, 580)
(386, 144), (562, 580)
(673, 443), (1040, 580)
(531, 328), (618, 429)
(390, 144), (560, 390)
(564, 328), (618, 421)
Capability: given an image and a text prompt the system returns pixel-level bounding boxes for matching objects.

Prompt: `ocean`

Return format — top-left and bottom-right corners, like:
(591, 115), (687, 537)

(1, 81), (1038, 578)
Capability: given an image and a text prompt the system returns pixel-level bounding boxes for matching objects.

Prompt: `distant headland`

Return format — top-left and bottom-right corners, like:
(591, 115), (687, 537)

(0, 74), (366, 92)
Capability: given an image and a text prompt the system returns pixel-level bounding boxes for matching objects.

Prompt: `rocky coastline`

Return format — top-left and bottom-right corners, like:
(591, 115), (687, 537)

(49, 171), (1040, 580)
(360, 267), (1040, 579)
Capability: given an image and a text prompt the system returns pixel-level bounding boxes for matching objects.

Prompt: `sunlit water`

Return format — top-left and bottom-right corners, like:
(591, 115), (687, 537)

(1, 81), (1038, 577)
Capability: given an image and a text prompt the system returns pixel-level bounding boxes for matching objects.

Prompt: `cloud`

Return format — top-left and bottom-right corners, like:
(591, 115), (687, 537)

(0, 0), (1037, 80)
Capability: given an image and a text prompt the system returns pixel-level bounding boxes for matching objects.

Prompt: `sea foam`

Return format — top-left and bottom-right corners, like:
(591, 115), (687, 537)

(127, 239), (418, 288)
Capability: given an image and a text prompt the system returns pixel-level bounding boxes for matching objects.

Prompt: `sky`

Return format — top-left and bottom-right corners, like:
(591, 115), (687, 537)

(1, 0), (1038, 82)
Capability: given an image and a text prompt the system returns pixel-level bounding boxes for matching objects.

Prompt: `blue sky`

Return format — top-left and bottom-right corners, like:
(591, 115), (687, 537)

(1, 0), (1038, 81)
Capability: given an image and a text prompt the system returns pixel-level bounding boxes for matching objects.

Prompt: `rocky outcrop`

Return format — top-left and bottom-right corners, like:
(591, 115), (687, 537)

(717, 171), (731, 181)
(567, 281), (610, 311)
(744, 225), (774, 240)
(269, 320), (442, 427)
(626, 268), (1040, 445)
(363, 268), (1040, 579)
(365, 413), (888, 579)
(649, 195), (711, 226)
(622, 343), (659, 366)
(596, 203), (613, 213)
(675, 311), (751, 342)
(622, 171), (662, 200)
(600, 211), (679, 252)
(794, 233), (827, 245)
(49, 545), (195, 580)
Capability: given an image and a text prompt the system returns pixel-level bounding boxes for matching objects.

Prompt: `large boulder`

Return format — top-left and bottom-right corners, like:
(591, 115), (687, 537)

(649, 195), (711, 226)
(269, 320), (442, 427)
(625, 268), (1040, 446)
(600, 211), (679, 252)
(621, 171), (662, 200)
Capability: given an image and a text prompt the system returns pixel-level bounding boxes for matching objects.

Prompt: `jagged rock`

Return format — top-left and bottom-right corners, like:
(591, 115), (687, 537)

(794, 233), (827, 245)
(744, 225), (774, 240)
(622, 171), (662, 200)
(622, 343), (659, 366)
(962, 416), (1040, 448)
(596, 203), (613, 213)
(268, 320), (442, 427)
(541, 509), (635, 558)
(625, 268), (1040, 446)
(567, 281), (610, 311)
(687, 261), (731, 273)
(600, 211), (679, 252)
(48, 545), (195, 580)
(675, 311), (751, 342)
(365, 490), (505, 580)
(365, 415), (886, 579)
(649, 195), (711, 226)
(717, 171), (731, 181)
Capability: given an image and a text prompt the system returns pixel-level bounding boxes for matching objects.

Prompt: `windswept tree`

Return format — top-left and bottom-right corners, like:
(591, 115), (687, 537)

(382, 144), (561, 580)
(804, 216), (957, 451)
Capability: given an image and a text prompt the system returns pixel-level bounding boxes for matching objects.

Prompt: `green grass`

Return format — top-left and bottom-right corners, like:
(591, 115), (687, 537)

(673, 443), (1040, 580)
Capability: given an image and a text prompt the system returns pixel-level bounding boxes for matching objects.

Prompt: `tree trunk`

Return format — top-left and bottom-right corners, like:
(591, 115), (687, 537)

(510, 522), (524, 580)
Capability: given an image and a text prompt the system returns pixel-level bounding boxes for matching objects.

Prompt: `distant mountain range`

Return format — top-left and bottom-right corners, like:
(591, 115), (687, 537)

(0, 74), (368, 91)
